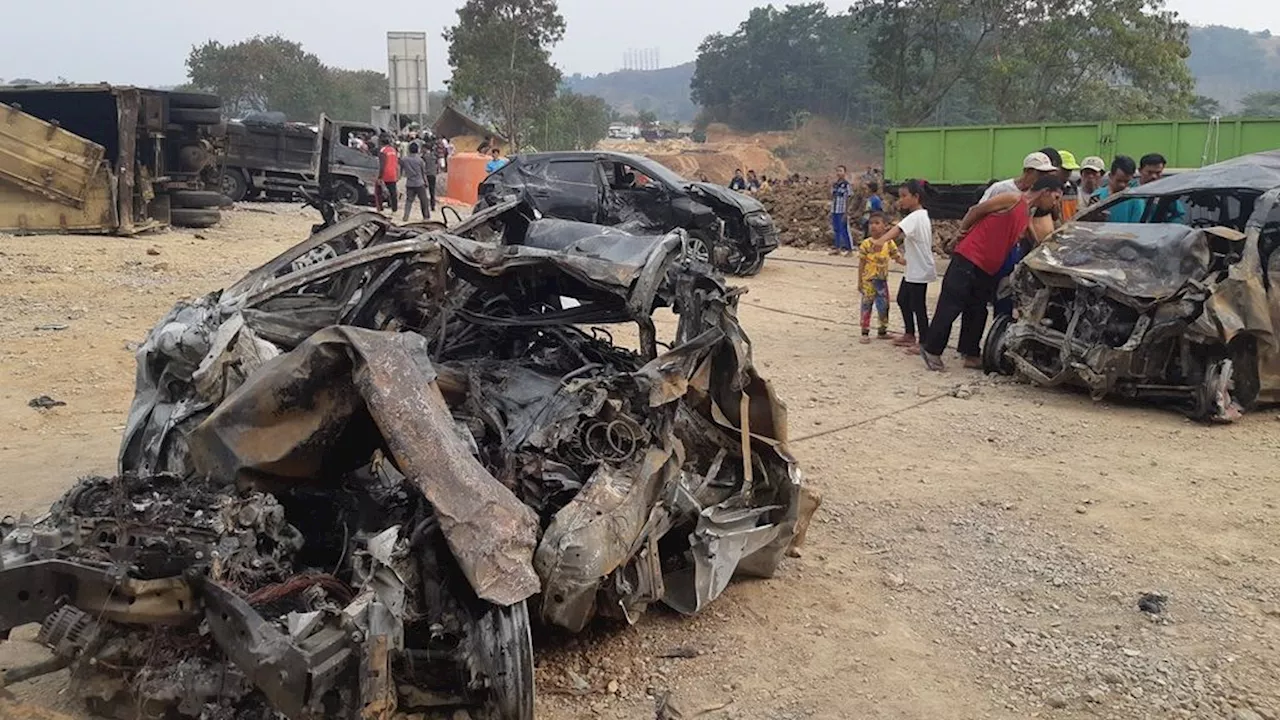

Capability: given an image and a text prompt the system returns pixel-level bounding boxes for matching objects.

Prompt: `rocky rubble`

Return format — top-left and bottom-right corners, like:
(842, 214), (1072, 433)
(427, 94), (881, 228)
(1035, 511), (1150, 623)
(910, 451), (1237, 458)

(758, 183), (961, 254)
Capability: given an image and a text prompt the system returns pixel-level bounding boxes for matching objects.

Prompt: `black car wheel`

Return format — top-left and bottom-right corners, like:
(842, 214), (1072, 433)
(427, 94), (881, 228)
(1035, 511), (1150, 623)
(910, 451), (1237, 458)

(982, 314), (1016, 376)
(472, 600), (535, 720)
(170, 190), (231, 209)
(220, 169), (249, 203)
(170, 208), (221, 229)
(167, 91), (221, 109)
(169, 107), (222, 125)
(329, 178), (361, 205)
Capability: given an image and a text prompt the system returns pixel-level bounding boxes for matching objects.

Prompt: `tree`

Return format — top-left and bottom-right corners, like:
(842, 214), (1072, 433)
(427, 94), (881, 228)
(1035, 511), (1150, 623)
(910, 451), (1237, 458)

(445, 0), (566, 148)
(637, 109), (658, 129)
(530, 91), (611, 150)
(849, 0), (1193, 126)
(1189, 94), (1224, 118)
(186, 36), (329, 119)
(1239, 91), (1280, 117)
(691, 4), (871, 130)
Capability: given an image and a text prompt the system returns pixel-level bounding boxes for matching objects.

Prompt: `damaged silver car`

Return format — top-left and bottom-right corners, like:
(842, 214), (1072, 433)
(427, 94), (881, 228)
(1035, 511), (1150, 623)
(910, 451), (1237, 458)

(0, 199), (810, 719)
(984, 150), (1280, 421)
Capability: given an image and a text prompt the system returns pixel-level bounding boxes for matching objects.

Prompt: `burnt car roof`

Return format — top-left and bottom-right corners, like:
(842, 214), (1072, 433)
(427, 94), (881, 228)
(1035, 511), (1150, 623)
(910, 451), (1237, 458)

(1127, 150), (1280, 197)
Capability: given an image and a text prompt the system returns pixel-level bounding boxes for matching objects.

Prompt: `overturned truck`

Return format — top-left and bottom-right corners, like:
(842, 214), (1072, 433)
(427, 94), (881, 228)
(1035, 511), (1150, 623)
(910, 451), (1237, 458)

(0, 201), (808, 719)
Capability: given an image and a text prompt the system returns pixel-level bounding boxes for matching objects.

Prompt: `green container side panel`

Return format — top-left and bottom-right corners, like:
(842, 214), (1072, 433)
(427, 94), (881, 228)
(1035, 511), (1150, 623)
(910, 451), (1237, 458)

(1240, 120), (1280, 156)
(883, 119), (1280, 184)
(940, 128), (992, 185)
(990, 128), (1045, 183)
(893, 132), (944, 184)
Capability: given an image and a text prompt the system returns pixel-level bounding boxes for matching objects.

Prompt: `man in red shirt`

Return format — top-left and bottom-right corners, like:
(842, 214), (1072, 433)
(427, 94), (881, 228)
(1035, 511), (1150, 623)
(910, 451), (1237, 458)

(921, 175), (1063, 371)
(376, 136), (399, 213)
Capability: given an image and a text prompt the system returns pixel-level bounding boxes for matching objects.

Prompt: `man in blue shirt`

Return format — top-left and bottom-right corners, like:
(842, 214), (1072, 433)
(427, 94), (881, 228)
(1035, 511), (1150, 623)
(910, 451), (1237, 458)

(1091, 155), (1143, 222)
(485, 147), (508, 174)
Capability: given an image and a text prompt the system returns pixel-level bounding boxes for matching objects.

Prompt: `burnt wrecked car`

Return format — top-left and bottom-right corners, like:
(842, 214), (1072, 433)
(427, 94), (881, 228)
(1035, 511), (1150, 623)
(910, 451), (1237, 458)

(984, 151), (1280, 421)
(476, 151), (780, 275)
(0, 200), (811, 720)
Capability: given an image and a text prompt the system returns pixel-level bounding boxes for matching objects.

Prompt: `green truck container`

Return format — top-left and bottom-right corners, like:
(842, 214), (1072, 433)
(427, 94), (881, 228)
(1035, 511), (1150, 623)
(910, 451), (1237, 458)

(883, 118), (1280, 217)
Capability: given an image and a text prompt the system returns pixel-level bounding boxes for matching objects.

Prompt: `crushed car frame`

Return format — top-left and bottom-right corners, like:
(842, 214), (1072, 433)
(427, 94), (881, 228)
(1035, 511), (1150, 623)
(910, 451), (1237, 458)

(0, 198), (811, 720)
(984, 150), (1280, 421)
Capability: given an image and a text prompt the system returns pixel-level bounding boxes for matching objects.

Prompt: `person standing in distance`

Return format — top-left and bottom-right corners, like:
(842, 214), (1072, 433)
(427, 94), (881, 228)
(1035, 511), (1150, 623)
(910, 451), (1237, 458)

(829, 165), (854, 256)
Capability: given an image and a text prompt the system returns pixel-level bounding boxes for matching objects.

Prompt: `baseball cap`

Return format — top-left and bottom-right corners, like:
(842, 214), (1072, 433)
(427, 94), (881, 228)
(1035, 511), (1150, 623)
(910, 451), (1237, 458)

(1022, 152), (1057, 172)
(1058, 150), (1081, 171)
(1081, 156), (1106, 173)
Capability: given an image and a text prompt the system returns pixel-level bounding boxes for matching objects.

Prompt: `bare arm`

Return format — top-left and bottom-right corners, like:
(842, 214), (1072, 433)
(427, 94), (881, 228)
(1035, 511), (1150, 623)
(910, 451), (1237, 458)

(959, 193), (1021, 235)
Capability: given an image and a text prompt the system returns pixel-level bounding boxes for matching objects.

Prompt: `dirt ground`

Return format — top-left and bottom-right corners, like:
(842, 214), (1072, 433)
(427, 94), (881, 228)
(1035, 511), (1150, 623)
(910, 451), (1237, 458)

(2, 207), (1280, 720)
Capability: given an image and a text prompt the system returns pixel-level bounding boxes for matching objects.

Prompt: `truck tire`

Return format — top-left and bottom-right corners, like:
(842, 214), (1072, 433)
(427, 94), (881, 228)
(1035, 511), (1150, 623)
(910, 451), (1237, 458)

(220, 169), (249, 203)
(170, 208), (221, 229)
(170, 190), (231, 209)
(170, 108), (221, 125)
(329, 178), (360, 205)
(168, 91), (221, 109)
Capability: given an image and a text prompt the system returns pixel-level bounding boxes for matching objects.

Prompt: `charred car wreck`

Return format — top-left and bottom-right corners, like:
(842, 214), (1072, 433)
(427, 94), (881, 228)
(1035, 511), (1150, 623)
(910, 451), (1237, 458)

(0, 200), (809, 719)
(477, 151), (780, 276)
(984, 151), (1280, 421)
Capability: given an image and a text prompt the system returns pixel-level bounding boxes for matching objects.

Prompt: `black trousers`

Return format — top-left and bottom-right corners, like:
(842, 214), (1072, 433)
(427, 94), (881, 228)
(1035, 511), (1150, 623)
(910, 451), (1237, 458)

(426, 175), (438, 211)
(924, 254), (996, 358)
(896, 280), (930, 337)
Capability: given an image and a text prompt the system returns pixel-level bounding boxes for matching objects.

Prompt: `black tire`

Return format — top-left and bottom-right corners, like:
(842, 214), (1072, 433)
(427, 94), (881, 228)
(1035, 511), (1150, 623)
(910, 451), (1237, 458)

(983, 314), (1016, 376)
(169, 107), (221, 125)
(168, 91), (221, 109)
(170, 208), (221, 229)
(220, 169), (249, 203)
(473, 600), (535, 720)
(329, 178), (360, 205)
(1230, 336), (1261, 411)
(170, 190), (231, 209)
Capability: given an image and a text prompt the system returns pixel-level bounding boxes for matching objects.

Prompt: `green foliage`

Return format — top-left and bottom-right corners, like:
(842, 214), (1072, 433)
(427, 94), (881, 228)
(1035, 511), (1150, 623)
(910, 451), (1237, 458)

(691, 4), (871, 130)
(529, 91), (611, 151)
(637, 110), (658, 129)
(445, 0), (565, 147)
(1239, 91), (1280, 117)
(852, 0), (1193, 126)
(184, 35), (388, 122)
(1189, 95), (1224, 119)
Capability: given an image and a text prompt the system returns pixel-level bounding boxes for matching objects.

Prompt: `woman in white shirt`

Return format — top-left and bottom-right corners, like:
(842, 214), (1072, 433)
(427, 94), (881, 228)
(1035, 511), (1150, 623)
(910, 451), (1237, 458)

(870, 179), (937, 350)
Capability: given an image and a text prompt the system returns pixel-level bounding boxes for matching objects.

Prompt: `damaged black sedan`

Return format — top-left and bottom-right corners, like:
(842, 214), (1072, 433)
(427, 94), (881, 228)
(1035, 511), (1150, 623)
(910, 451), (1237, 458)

(984, 150), (1280, 421)
(0, 200), (810, 719)
(477, 151), (780, 275)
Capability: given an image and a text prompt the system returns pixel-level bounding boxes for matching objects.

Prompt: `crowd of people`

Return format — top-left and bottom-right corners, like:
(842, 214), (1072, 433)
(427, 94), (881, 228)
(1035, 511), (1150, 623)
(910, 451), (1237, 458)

(355, 126), (472, 223)
(826, 147), (1172, 371)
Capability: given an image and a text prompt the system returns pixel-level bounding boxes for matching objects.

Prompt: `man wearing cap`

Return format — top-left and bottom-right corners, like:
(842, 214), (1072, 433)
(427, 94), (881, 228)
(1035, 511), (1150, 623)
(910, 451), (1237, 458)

(980, 151), (1058, 203)
(1078, 156), (1106, 209)
(1057, 150), (1083, 217)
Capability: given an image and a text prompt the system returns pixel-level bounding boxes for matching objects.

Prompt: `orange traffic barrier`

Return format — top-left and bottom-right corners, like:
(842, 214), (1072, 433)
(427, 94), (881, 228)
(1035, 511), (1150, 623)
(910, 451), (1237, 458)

(443, 152), (492, 207)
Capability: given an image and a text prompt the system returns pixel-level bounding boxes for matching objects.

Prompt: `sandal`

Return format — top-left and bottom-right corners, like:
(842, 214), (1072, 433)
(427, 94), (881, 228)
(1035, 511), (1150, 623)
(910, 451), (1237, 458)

(920, 346), (945, 372)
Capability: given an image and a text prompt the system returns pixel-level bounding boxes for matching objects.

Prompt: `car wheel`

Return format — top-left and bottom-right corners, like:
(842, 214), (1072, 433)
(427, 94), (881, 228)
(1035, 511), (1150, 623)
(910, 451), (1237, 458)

(167, 91), (221, 109)
(170, 207), (221, 229)
(170, 190), (231, 209)
(684, 232), (712, 264)
(169, 107), (221, 125)
(982, 314), (1016, 376)
(220, 169), (249, 203)
(472, 600), (535, 720)
(329, 178), (360, 205)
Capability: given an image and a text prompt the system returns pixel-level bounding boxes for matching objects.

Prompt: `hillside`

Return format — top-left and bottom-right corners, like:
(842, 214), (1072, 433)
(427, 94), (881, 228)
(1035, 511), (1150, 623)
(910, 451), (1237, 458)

(562, 62), (697, 122)
(1188, 26), (1280, 110)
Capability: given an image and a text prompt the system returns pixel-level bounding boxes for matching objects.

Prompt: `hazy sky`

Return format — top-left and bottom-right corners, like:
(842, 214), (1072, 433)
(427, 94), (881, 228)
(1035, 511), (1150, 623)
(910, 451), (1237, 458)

(1, 0), (1276, 89)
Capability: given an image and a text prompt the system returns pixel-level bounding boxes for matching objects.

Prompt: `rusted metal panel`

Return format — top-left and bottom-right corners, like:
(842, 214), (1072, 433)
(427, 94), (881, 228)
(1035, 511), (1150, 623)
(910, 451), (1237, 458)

(115, 88), (141, 234)
(0, 101), (105, 207)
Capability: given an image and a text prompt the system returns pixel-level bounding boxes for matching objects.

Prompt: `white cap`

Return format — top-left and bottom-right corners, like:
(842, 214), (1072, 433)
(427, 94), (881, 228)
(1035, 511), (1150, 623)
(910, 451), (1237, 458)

(1023, 152), (1057, 172)
(1081, 156), (1106, 172)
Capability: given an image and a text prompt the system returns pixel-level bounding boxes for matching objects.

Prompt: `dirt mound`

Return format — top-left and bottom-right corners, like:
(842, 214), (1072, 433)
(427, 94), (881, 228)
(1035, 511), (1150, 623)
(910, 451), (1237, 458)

(761, 182), (961, 254)
(599, 137), (789, 185)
